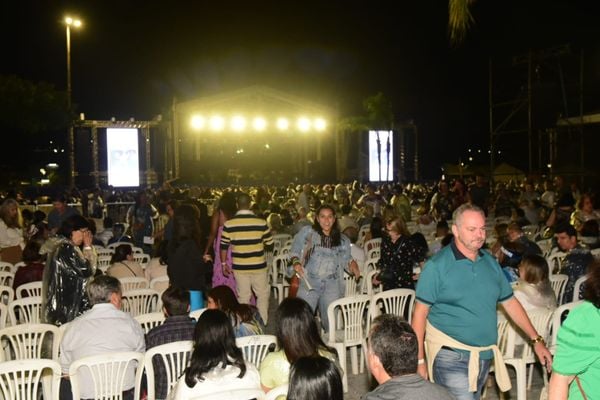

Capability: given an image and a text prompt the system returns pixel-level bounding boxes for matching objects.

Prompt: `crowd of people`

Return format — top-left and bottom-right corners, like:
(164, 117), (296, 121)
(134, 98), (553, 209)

(0, 173), (598, 399)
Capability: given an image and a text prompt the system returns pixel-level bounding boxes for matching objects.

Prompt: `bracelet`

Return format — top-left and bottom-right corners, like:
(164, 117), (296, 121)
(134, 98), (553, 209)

(529, 335), (545, 345)
(417, 358), (425, 365)
(83, 246), (92, 250)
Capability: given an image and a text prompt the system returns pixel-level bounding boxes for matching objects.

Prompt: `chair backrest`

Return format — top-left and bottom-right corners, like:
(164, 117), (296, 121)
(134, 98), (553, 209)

(521, 225), (540, 241)
(363, 238), (382, 252)
(0, 285), (14, 305)
(0, 323), (60, 361)
(498, 309), (553, 361)
(189, 308), (207, 321)
(572, 275), (588, 303)
(69, 351), (144, 400)
(356, 224), (370, 247)
(119, 277), (149, 292)
(0, 303), (7, 330)
(235, 334), (277, 369)
(0, 359), (61, 400)
(535, 238), (553, 257)
(97, 255), (113, 273)
(546, 251), (567, 276)
(149, 275), (170, 294)
(143, 340), (193, 400)
(199, 388), (266, 400)
(132, 246), (144, 254)
(264, 384), (288, 400)
(366, 248), (380, 261)
(133, 254), (150, 267)
(364, 270), (382, 296)
(15, 281), (43, 299)
(273, 233), (292, 248)
(548, 300), (583, 354)
(344, 274), (362, 297)
(369, 288), (416, 325)
(107, 242), (133, 251)
(134, 312), (166, 334)
(0, 262), (14, 274)
(327, 295), (370, 344)
(121, 289), (160, 317)
(96, 248), (114, 257)
(9, 296), (43, 325)
(549, 274), (569, 305)
(591, 247), (600, 259)
(0, 271), (14, 287)
(270, 254), (288, 285)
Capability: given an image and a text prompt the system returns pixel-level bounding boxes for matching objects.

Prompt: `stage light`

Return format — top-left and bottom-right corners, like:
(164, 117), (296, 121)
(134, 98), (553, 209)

(314, 118), (326, 131)
(253, 117), (267, 131)
(209, 115), (225, 131)
(231, 115), (247, 132)
(73, 19), (82, 27)
(276, 118), (289, 131)
(297, 117), (311, 132)
(190, 115), (206, 130)
(65, 17), (73, 24)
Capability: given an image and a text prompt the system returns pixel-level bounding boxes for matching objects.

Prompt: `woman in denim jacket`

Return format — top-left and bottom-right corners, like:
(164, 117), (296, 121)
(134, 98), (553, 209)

(289, 204), (360, 332)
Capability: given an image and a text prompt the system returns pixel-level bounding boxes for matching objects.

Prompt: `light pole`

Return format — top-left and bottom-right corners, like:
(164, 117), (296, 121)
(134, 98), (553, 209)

(65, 16), (82, 188)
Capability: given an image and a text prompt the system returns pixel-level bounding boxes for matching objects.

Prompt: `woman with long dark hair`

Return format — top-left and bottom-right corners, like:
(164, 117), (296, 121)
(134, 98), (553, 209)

(260, 297), (337, 392)
(170, 309), (260, 398)
(167, 204), (211, 310)
(289, 204), (360, 332)
(207, 285), (264, 337)
(287, 356), (343, 400)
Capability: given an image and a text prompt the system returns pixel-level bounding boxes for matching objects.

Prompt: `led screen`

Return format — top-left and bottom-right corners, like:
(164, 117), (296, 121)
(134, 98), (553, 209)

(107, 128), (140, 187)
(368, 130), (393, 182)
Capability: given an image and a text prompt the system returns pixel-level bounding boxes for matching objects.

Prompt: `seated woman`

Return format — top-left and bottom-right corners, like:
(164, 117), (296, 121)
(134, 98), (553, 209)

(207, 285), (264, 337)
(144, 240), (169, 291)
(287, 356), (343, 400)
(170, 309), (261, 399)
(512, 254), (557, 311)
(13, 241), (45, 293)
(260, 297), (337, 392)
(106, 244), (144, 279)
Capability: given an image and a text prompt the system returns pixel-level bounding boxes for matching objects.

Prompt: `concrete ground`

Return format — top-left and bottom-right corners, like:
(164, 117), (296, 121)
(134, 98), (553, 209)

(264, 292), (546, 400)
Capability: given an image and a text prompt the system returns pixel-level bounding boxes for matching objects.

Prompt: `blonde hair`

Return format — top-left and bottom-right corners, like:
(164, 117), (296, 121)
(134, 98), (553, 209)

(386, 215), (410, 237)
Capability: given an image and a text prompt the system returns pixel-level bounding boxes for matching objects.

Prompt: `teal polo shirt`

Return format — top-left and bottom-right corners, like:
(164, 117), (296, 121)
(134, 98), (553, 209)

(416, 241), (513, 359)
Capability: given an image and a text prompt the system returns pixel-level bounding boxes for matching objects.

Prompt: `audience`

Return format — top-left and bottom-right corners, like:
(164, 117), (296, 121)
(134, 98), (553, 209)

(107, 244), (145, 279)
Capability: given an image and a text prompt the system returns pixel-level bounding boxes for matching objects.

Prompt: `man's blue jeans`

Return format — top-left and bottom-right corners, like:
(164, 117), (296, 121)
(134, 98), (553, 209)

(433, 348), (492, 400)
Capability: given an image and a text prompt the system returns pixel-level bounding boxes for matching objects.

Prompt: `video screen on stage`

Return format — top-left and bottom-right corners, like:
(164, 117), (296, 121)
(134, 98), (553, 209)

(368, 130), (394, 182)
(106, 128), (140, 187)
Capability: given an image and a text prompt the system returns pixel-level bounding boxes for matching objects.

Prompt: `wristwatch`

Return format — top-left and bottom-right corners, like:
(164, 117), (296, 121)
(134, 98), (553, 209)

(529, 335), (545, 345)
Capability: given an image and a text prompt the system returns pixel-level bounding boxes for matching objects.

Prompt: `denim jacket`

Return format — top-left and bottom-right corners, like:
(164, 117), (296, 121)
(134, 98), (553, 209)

(288, 226), (351, 283)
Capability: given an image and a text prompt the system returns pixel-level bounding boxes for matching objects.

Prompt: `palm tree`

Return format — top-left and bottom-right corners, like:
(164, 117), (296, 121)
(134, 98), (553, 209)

(448, 0), (475, 46)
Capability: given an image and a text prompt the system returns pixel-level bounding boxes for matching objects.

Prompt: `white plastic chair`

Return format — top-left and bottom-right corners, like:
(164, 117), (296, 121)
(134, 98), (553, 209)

(121, 289), (160, 317)
(366, 248), (380, 261)
(327, 294), (370, 390)
(269, 254), (289, 304)
(548, 300), (583, 354)
(356, 224), (370, 247)
(97, 255), (113, 273)
(572, 275), (588, 302)
(363, 237), (381, 253)
(107, 242), (133, 251)
(142, 340), (193, 400)
(8, 296), (43, 325)
(535, 238), (553, 257)
(149, 275), (170, 294)
(15, 281), (43, 299)
(363, 270), (382, 297)
(0, 323), (60, 361)
(96, 247), (114, 257)
(344, 274), (362, 297)
(133, 253), (150, 267)
(546, 251), (566, 276)
(591, 248), (600, 259)
(496, 309), (553, 400)
(13, 261), (26, 271)
(199, 388), (266, 400)
(0, 285), (14, 305)
(549, 274), (568, 305)
(0, 262), (14, 274)
(273, 233), (292, 248)
(0, 303), (7, 329)
(0, 359), (61, 400)
(0, 271), (14, 287)
(119, 277), (149, 292)
(521, 225), (540, 241)
(189, 308), (206, 321)
(134, 312), (166, 334)
(235, 334), (277, 369)
(69, 351), (144, 400)
(369, 288), (416, 325)
(264, 384), (288, 400)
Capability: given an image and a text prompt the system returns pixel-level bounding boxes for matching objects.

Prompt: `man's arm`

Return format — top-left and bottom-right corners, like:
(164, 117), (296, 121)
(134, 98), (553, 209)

(548, 371), (573, 400)
(500, 297), (553, 370)
(411, 301), (430, 379)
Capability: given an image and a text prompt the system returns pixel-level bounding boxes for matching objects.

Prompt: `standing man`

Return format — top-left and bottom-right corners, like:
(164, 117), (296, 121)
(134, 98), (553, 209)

(412, 204), (552, 400)
(221, 193), (274, 324)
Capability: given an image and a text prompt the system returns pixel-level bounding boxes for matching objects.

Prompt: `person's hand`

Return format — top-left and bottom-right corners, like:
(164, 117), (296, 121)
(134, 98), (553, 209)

(222, 262), (232, 277)
(203, 253), (213, 263)
(534, 342), (553, 373)
(372, 274), (381, 285)
(417, 363), (428, 380)
(349, 260), (361, 280)
(83, 230), (93, 247)
(293, 262), (305, 277)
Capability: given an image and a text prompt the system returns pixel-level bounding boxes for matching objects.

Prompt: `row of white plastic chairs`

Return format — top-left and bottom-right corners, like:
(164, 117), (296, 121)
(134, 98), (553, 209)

(0, 323), (287, 400)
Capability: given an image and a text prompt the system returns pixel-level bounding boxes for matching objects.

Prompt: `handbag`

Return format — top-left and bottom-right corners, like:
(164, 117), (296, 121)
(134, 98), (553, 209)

(287, 234), (313, 298)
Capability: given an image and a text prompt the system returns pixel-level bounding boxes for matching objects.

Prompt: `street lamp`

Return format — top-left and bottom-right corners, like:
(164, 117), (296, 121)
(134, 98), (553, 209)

(65, 15), (82, 188)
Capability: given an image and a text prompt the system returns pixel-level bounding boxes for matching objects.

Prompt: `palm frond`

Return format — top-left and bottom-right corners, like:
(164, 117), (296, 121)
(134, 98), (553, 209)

(448, 0), (475, 46)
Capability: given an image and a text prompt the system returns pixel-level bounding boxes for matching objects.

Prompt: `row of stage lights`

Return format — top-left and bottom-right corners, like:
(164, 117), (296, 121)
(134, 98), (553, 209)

(190, 115), (327, 133)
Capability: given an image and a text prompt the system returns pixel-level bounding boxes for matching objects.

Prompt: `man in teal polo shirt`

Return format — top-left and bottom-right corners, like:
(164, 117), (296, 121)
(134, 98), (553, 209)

(412, 204), (553, 400)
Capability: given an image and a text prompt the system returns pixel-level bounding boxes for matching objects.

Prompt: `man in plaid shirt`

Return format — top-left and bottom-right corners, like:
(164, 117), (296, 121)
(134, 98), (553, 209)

(146, 286), (196, 399)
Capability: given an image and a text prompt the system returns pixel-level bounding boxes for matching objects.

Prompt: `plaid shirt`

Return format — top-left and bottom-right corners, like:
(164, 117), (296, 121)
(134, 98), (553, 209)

(146, 315), (196, 399)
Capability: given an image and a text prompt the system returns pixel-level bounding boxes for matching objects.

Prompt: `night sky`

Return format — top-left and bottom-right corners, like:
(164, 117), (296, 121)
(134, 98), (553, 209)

(3, 0), (600, 180)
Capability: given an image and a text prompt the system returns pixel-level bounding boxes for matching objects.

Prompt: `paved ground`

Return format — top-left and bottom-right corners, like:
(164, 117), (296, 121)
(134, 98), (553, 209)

(264, 292), (546, 400)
